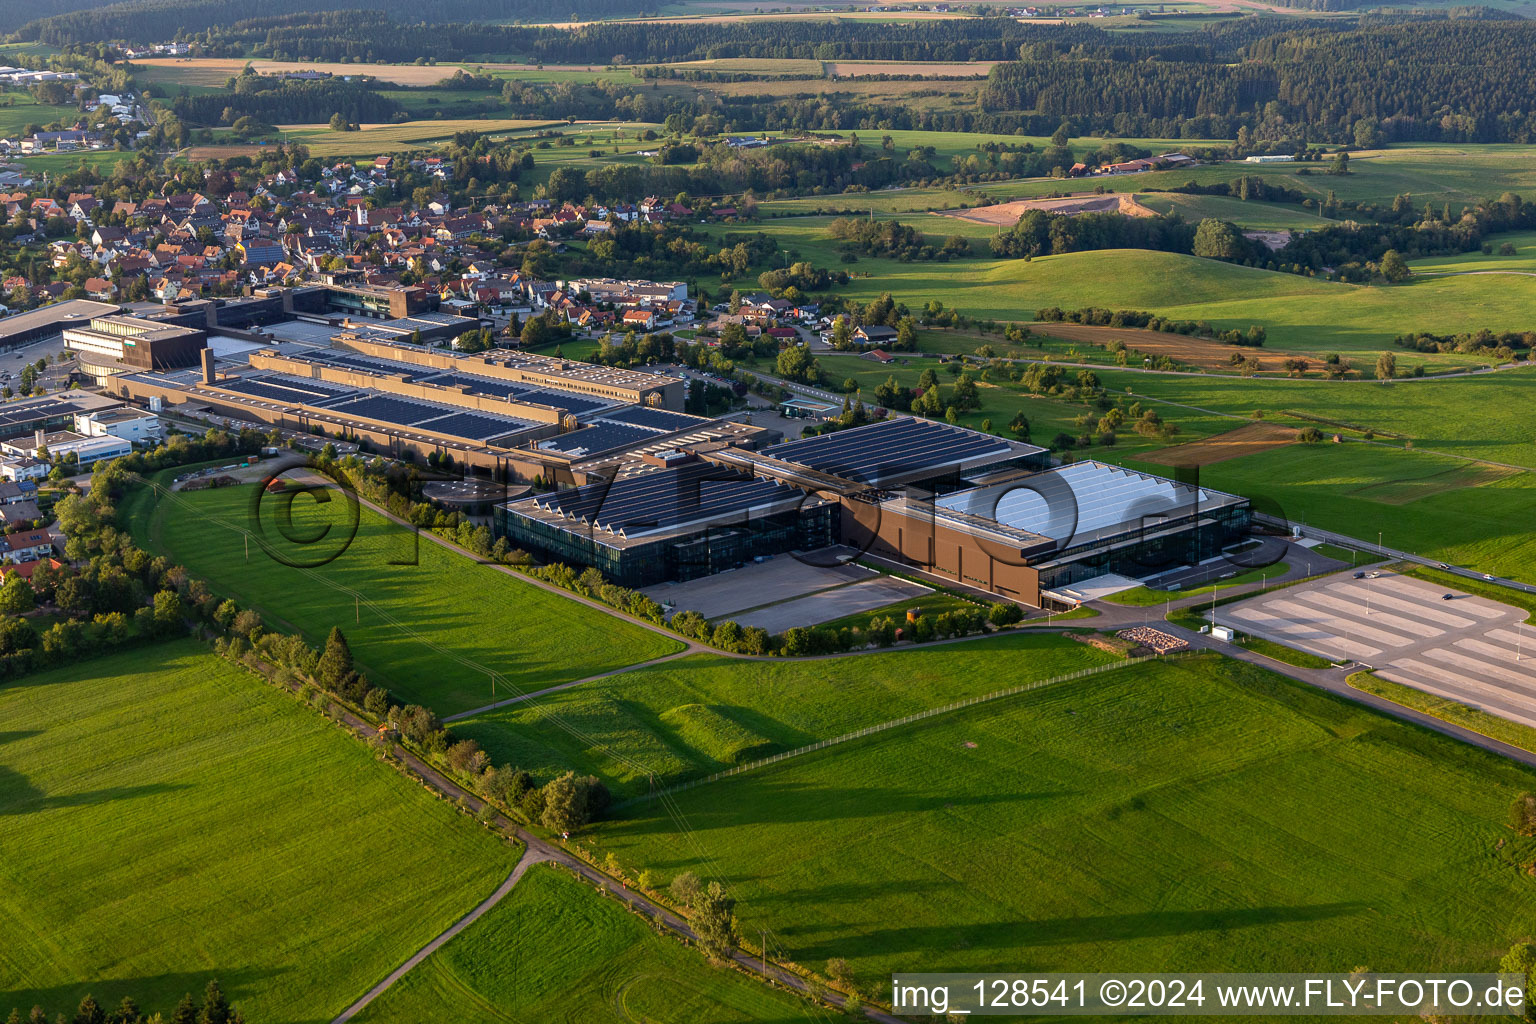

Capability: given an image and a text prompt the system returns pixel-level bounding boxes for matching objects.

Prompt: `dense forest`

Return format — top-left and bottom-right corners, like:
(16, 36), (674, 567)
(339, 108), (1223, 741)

(21, 5), (1536, 143)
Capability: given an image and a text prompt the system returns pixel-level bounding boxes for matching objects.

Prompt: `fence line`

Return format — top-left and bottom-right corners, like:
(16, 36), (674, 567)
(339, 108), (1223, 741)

(621, 650), (1193, 808)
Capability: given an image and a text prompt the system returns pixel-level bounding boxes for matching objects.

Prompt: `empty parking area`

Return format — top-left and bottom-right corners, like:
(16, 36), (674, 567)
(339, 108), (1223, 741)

(640, 551), (873, 618)
(1225, 572), (1536, 727)
(732, 575), (932, 633)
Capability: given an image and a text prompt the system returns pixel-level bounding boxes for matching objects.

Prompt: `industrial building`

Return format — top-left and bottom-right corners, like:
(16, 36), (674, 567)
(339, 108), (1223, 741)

(63, 315), (208, 381)
(495, 416), (1251, 604)
(0, 299), (123, 351)
(106, 333), (770, 480)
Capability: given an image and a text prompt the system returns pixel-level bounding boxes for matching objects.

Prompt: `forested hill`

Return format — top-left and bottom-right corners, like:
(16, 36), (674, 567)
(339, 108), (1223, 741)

(11, 0), (653, 48)
(981, 20), (1536, 143)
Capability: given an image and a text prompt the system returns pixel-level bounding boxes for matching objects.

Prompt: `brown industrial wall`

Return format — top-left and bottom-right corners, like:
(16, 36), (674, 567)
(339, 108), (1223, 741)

(840, 501), (1042, 606)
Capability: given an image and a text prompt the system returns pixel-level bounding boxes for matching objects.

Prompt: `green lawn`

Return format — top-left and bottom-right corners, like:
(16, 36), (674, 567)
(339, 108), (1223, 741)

(350, 864), (810, 1023)
(1133, 192), (1338, 230)
(1103, 562), (1291, 606)
(1350, 670), (1536, 756)
(969, 143), (1536, 211)
(0, 92), (79, 134)
(593, 655), (1536, 996)
(1125, 444), (1536, 581)
(453, 632), (1118, 799)
(716, 220), (1534, 360)
(1410, 230), (1536, 275)
(131, 481), (683, 716)
(0, 640), (519, 1023)
(1098, 366), (1536, 468)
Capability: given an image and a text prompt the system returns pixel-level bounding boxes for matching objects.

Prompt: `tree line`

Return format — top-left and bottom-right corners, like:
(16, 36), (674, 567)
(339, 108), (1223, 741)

(6, 980), (244, 1024)
(982, 19), (1536, 144)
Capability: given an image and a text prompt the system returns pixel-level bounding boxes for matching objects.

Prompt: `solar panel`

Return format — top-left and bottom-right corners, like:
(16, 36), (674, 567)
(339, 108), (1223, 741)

(417, 372), (534, 400)
(215, 376), (358, 404)
(534, 462), (798, 534)
(600, 406), (707, 432)
(763, 417), (1019, 485)
(416, 410), (529, 442)
(538, 422), (659, 456)
(324, 394), (444, 426)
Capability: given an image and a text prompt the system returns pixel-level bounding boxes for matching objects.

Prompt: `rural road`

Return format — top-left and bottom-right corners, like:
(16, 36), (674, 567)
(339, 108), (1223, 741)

(294, 656), (908, 1024)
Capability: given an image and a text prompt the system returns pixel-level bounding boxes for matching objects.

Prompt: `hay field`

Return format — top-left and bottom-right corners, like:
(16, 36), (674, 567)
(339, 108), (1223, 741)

(943, 193), (1161, 226)
(133, 57), (466, 86)
(826, 60), (1000, 76)
(1139, 422), (1300, 467)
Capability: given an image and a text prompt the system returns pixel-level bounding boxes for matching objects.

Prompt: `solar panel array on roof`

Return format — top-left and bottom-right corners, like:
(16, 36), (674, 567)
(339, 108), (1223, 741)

(537, 421), (658, 456)
(599, 405), (707, 432)
(533, 462), (797, 535)
(0, 397), (84, 428)
(519, 388), (614, 416)
(416, 410), (528, 442)
(936, 461), (1241, 547)
(215, 375), (358, 404)
(302, 350), (432, 380)
(413, 370), (614, 415)
(418, 372), (530, 400)
(321, 394), (445, 425)
(762, 417), (1020, 485)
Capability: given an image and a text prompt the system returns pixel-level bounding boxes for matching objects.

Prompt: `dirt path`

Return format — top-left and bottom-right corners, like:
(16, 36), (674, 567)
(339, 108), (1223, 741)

(329, 847), (555, 1024)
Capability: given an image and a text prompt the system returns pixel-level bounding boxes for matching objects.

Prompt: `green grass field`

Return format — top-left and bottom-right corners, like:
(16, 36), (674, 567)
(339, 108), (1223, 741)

(350, 864), (809, 1023)
(130, 481), (683, 716)
(453, 632), (1118, 798)
(0, 92), (80, 134)
(969, 143), (1536, 210)
(1098, 366), (1536, 467)
(1103, 561), (1290, 606)
(593, 655), (1536, 994)
(1132, 192), (1337, 230)
(1350, 670), (1536, 756)
(0, 640), (519, 1022)
(712, 215), (1534, 360)
(1124, 445), (1536, 579)
(276, 118), (558, 157)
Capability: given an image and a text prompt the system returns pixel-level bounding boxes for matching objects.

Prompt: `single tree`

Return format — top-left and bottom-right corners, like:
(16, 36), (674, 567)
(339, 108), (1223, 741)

(1379, 249), (1410, 283)
(669, 871), (702, 909)
(692, 881), (738, 960)
(540, 771), (591, 834)
(196, 980), (230, 1024)
(317, 626), (354, 686)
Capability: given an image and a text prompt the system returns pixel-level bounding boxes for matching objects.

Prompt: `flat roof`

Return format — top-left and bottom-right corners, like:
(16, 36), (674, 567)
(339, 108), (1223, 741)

(526, 460), (807, 539)
(535, 421), (660, 457)
(288, 347), (622, 416)
(935, 460), (1247, 550)
(762, 416), (1042, 486)
(0, 299), (121, 341)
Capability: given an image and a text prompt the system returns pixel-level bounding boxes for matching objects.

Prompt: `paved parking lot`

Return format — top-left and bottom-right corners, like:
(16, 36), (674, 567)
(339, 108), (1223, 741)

(640, 551), (872, 618)
(733, 575), (931, 633)
(1225, 571), (1536, 726)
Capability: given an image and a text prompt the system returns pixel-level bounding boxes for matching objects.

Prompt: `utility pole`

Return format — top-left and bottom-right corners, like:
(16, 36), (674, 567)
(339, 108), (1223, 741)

(761, 927), (768, 982)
